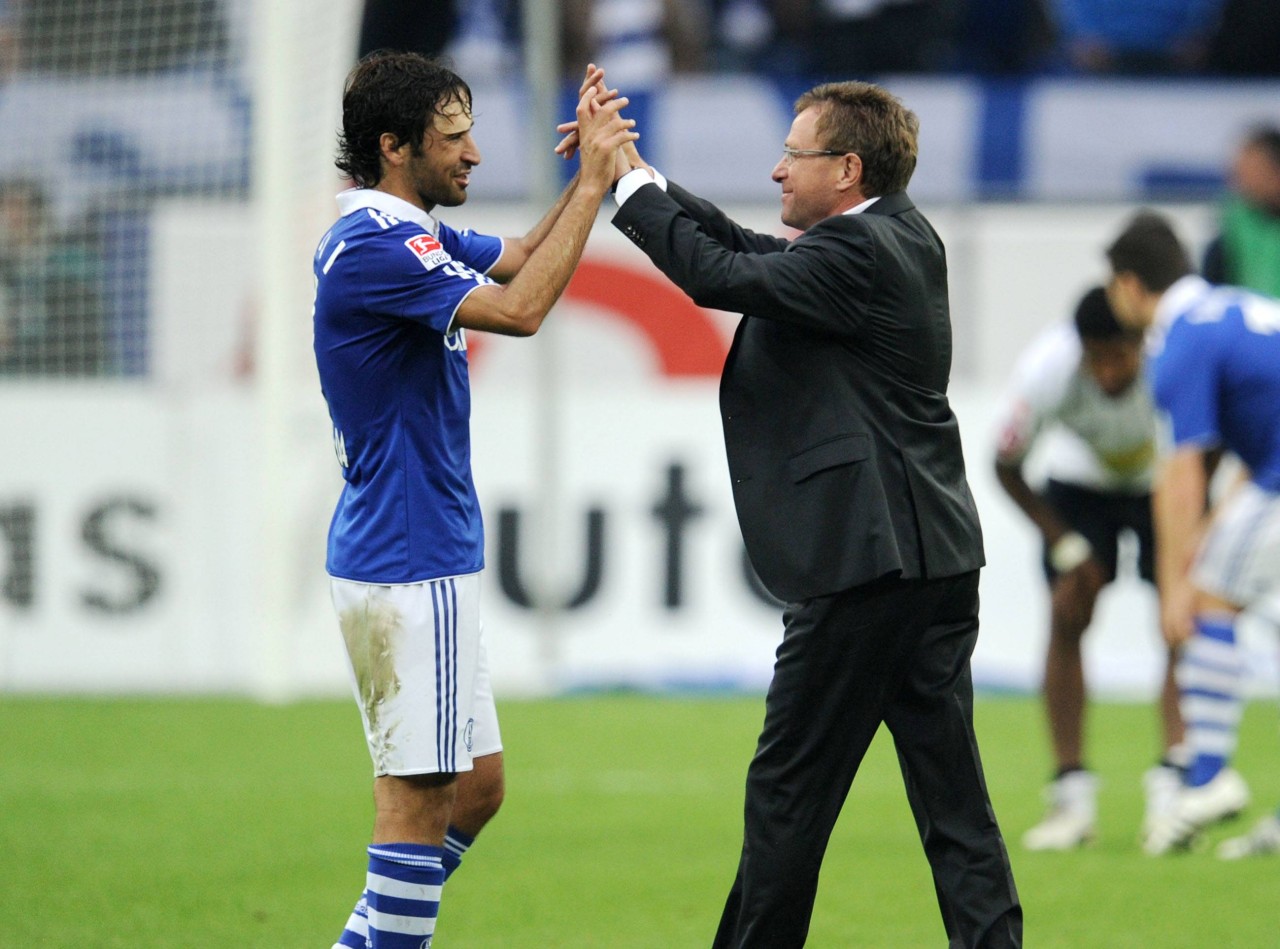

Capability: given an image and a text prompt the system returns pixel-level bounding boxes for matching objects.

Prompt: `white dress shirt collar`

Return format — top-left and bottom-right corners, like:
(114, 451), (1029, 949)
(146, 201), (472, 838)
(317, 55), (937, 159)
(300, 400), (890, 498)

(844, 196), (880, 215)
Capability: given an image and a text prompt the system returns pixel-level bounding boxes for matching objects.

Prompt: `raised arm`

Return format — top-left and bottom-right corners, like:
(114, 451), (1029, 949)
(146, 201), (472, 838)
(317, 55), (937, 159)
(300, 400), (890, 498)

(486, 66), (616, 282)
(452, 86), (636, 336)
(485, 172), (581, 283)
(614, 186), (871, 333)
(559, 64), (787, 256)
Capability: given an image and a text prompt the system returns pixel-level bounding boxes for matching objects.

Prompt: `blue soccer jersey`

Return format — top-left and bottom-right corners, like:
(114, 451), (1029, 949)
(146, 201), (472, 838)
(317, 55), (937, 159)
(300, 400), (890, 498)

(1150, 275), (1280, 491)
(313, 189), (503, 583)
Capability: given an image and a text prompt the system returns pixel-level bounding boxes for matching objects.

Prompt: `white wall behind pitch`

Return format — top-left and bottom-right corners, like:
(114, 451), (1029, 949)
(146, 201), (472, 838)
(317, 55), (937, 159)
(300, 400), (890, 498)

(2, 198), (1275, 699)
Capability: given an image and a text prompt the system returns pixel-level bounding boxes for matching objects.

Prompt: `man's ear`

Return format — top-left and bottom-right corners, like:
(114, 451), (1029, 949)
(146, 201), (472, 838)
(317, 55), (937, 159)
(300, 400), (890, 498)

(837, 153), (863, 193)
(379, 131), (407, 167)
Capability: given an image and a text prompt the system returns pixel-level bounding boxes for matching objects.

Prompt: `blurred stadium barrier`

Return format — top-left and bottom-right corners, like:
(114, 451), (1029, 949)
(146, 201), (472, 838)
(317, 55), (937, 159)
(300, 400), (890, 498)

(0, 0), (1277, 698)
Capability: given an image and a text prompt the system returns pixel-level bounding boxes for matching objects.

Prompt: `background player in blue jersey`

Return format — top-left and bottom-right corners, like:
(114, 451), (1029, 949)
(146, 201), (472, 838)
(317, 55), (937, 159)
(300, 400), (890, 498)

(1105, 211), (1280, 856)
(313, 52), (636, 948)
(994, 286), (1185, 852)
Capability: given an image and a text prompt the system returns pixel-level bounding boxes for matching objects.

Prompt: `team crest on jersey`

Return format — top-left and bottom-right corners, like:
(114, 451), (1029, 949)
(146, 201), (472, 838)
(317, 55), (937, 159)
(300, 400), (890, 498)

(405, 233), (451, 271)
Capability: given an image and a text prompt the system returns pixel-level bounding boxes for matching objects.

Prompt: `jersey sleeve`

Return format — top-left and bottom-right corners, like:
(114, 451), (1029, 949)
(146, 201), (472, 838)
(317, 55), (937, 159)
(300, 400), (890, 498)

(994, 324), (1077, 464)
(437, 222), (504, 275)
(1151, 317), (1221, 448)
(359, 226), (497, 333)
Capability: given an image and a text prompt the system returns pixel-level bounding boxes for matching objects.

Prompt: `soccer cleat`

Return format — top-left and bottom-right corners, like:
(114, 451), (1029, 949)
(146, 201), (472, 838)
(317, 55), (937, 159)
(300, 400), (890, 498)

(1217, 814), (1280, 860)
(1143, 768), (1250, 855)
(1141, 764), (1183, 842)
(1022, 770), (1098, 851)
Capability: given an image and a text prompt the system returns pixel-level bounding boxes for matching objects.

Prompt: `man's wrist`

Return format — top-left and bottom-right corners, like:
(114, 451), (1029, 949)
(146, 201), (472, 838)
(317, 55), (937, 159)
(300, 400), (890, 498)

(613, 166), (667, 207)
(1049, 531), (1093, 573)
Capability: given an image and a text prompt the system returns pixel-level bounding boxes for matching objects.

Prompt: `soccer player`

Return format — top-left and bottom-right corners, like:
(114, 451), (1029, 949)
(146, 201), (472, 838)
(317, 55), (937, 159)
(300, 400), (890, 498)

(1103, 211), (1280, 856)
(312, 53), (635, 948)
(995, 285), (1185, 851)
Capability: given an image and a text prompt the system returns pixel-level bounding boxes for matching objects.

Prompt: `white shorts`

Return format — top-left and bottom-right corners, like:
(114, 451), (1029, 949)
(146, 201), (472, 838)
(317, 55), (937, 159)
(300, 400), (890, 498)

(1193, 481), (1280, 610)
(330, 573), (503, 777)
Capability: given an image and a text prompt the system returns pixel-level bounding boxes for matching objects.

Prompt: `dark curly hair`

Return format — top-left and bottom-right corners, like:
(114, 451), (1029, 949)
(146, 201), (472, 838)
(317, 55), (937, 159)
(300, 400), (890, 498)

(336, 50), (472, 188)
(1073, 285), (1139, 342)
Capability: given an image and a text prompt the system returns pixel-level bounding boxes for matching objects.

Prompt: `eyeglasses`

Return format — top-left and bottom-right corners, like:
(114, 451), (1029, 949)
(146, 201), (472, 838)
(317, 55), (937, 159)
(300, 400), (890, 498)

(780, 146), (846, 166)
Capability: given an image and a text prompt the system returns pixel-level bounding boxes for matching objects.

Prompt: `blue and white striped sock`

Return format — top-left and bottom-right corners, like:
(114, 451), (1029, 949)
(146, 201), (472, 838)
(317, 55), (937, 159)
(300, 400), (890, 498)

(1179, 614), (1244, 788)
(366, 843), (446, 948)
(442, 826), (475, 881)
(333, 892), (368, 949)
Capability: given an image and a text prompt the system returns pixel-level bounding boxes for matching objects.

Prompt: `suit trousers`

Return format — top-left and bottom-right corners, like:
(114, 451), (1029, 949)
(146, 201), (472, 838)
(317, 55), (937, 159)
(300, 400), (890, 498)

(712, 571), (1022, 948)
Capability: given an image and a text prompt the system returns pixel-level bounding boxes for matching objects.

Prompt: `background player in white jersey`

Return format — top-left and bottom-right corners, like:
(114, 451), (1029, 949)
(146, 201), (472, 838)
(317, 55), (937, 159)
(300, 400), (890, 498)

(312, 52), (636, 948)
(1105, 211), (1280, 856)
(995, 286), (1185, 850)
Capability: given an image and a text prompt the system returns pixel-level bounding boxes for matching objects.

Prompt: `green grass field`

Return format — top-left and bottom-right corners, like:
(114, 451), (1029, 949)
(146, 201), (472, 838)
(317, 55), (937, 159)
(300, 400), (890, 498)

(3, 693), (1278, 947)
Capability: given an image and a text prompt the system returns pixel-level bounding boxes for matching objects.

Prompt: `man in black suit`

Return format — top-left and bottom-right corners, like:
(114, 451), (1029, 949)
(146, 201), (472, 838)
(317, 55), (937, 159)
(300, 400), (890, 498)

(605, 79), (1022, 946)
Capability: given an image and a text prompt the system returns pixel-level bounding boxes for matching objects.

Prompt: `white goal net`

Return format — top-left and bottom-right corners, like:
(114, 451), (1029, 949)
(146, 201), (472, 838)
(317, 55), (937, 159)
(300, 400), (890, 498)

(0, 0), (363, 695)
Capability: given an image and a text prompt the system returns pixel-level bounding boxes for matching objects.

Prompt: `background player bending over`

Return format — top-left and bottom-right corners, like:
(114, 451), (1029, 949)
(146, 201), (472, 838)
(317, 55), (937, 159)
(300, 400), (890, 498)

(995, 285), (1185, 851)
(1105, 211), (1280, 856)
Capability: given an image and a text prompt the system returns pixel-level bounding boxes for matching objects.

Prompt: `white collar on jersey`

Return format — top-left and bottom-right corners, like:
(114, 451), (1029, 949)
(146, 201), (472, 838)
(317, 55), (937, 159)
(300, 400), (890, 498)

(1155, 274), (1212, 330)
(1146, 273), (1212, 356)
(336, 188), (438, 235)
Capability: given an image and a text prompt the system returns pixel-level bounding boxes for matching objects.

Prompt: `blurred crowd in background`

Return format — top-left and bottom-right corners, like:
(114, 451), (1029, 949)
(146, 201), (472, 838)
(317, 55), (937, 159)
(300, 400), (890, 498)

(361, 0), (1280, 83)
(0, 0), (1275, 85)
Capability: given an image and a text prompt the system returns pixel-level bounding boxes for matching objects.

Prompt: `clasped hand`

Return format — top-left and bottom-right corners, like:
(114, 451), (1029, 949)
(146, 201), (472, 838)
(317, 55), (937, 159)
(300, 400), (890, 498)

(564, 64), (638, 193)
(557, 64), (649, 186)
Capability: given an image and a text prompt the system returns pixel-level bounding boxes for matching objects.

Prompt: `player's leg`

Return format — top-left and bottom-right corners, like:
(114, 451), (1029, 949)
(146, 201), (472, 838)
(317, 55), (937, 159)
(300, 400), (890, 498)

(1218, 592), (1280, 859)
(1044, 561), (1106, 769)
(1144, 485), (1280, 853)
(442, 753), (503, 879)
(1143, 594), (1249, 855)
(1173, 486), (1276, 802)
(1025, 482), (1113, 850)
(1140, 646), (1189, 843)
(331, 575), (484, 947)
(1127, 491), (1190, 841)
(442, 634), (505, 881)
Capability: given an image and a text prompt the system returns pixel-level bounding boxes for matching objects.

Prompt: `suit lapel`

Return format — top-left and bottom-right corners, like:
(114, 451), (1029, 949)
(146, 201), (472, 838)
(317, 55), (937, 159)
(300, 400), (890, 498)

(862, 192), (913, 217)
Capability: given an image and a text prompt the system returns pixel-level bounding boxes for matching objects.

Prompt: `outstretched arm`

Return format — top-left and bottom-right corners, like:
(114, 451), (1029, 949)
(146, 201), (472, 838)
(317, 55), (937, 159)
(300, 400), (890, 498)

(563, 63), (786, 255)
(452, 86), (636, 336)
(486, 171), (582, 283)
(486, 67), (619, 282)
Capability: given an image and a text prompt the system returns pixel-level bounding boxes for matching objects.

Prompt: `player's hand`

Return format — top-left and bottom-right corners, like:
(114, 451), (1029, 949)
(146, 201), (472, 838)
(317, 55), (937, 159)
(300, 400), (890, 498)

(1159, 577), (1197, 647)
(554, 63), (608, 161)
(574, 86), (638, 195)
(555, 64), (651, 176)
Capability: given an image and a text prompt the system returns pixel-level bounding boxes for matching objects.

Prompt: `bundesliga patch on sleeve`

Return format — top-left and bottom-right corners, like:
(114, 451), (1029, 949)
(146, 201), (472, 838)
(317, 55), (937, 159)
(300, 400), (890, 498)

(405, 233), (452, 271)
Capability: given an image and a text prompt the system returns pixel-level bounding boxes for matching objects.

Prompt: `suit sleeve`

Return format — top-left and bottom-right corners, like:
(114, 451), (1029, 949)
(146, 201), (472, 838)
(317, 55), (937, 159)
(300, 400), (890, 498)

(614, 182), (874, 335)
(666, 181), (791, 255)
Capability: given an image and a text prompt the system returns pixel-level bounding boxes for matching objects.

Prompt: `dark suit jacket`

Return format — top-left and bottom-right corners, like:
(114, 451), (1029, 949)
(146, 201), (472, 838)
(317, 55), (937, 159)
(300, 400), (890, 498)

(614, 182), (984, 602)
